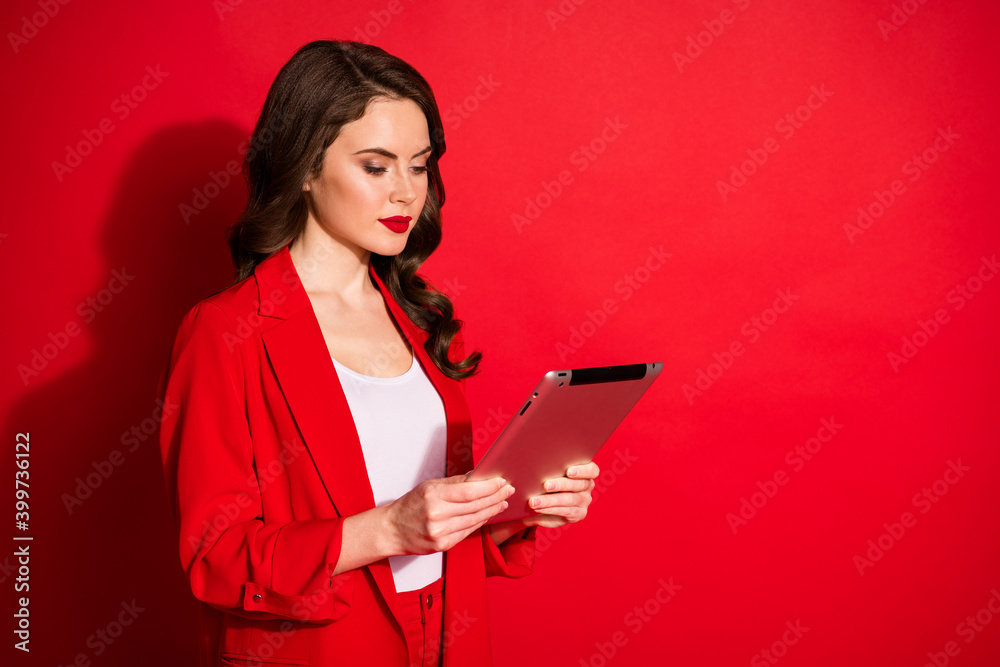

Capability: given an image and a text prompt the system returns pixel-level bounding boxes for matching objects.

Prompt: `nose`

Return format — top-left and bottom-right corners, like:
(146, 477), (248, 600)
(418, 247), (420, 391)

(391, 168), (419, 205)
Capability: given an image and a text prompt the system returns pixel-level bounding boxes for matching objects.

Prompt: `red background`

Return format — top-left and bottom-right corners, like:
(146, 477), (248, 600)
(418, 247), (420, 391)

(2, 1), (999, 665)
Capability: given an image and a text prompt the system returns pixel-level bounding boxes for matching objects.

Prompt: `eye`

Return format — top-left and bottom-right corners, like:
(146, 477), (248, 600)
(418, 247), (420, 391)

(363, 164), (387, 175)
(411, 165), (429, 175)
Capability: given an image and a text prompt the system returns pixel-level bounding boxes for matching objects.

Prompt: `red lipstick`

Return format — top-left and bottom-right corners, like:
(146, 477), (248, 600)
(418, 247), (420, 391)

(378, 215), (411, 233)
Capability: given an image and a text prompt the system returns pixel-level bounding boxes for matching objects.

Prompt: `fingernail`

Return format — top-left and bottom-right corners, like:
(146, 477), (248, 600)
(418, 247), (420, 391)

(500, 501), (509, 510)
(567, 467), (578, 476)
(544, 481), (554, 491)
(506, 486), (515, 497)
(530, 498), (540, 508)
(498, 478), (506, 488)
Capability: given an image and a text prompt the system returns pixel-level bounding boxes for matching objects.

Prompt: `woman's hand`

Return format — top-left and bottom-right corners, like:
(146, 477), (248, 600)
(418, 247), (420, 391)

(490, 461), (601, 543)
(383, 475), (515, 555)
(523, 461), (600, 529)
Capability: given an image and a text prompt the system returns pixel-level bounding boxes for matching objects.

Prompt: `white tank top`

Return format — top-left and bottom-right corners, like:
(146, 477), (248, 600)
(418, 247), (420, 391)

(330, 352), (447, 592)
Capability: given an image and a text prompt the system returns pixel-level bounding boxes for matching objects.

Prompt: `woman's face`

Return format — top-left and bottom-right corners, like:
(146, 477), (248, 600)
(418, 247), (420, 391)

(302, 96), (431, 258)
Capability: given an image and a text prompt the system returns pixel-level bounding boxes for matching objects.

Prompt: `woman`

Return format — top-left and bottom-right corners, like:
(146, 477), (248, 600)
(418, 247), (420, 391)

(158, 40), (600, 666)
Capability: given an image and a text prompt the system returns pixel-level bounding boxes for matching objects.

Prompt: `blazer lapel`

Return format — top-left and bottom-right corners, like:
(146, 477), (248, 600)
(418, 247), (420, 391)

(253, 245), (475, 650)
(256, 248), (376, 520)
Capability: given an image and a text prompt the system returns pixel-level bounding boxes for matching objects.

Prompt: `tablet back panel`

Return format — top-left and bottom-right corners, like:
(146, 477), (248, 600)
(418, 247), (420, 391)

(468, 362), (661, 524)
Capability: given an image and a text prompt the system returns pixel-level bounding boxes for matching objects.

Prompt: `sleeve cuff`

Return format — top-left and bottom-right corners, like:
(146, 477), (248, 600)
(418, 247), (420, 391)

(242, 572), (355, 621)
(481, 525), (536, 578)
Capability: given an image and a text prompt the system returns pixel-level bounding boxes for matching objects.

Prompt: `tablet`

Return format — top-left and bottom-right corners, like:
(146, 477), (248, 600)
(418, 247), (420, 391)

(466, 362), (662, 524)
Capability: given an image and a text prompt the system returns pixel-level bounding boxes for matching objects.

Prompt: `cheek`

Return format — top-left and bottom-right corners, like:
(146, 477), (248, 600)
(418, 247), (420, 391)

(328, 173), (384, 212)
(416, 181), (431, 208)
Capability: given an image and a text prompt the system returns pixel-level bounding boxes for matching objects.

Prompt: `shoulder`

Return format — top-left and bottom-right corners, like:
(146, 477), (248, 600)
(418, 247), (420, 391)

(171, 272), (262, 347)
(204, 273), (262, 320)
(184, 246), (301, 324)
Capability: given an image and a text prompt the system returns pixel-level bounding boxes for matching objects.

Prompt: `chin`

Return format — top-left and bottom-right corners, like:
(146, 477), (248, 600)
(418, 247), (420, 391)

(372, 238), (409, 257)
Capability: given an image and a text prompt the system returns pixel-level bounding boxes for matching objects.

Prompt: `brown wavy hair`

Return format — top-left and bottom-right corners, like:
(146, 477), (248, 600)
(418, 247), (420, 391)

(226, 40), (480, 380)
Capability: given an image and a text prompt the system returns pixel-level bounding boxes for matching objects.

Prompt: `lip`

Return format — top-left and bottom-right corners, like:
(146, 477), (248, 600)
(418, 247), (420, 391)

(378, 216), (411, 234)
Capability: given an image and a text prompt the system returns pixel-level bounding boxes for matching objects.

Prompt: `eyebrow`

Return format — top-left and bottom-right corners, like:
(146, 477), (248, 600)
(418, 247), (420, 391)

(352, 146), (432, 159)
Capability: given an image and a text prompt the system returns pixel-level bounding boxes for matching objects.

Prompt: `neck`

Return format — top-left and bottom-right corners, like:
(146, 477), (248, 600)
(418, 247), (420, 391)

(288, 225), (374, 302)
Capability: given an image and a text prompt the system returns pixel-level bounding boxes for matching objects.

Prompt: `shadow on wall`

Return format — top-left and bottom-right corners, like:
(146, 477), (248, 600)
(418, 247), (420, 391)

(6, 120), (252, 666)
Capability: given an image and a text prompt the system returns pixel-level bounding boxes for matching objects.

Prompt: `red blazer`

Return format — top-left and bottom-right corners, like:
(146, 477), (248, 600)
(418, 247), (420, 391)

(157, 245), (536, 666)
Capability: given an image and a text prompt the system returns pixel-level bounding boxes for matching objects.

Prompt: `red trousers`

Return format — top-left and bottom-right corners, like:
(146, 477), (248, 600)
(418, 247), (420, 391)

(396, 577), (444, 667)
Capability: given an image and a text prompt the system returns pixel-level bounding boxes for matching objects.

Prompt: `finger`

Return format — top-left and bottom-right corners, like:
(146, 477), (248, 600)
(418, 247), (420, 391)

(448, 483), (514, 516)
(442, 474), (504, 488)
(566, 461), (600, 479)
(439, 476), (508, 502)
(443, 497), (511, 536)
(528, 491), (589, 511)
(541, 477), (593, 493)
(527, 505), (588, 523)
(443, 474), (471, 484)
(521, 513), (569, 528)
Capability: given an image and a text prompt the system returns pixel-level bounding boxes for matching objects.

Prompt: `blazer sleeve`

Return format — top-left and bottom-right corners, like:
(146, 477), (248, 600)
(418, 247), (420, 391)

(157, 301), (354, 623)
(482, 524), (537, 578)
(449, 322), (538, 578)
